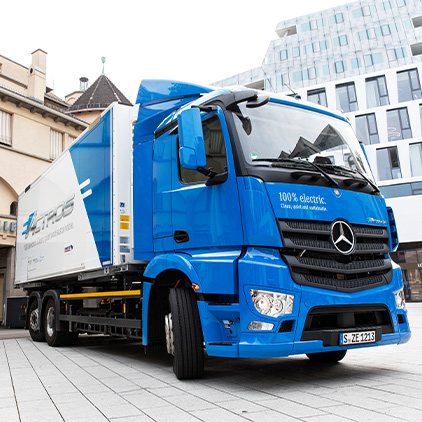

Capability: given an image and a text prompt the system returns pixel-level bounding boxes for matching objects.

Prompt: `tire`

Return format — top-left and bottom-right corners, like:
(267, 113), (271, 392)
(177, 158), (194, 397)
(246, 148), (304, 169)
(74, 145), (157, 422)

(44, 298), (78, 347)
(28, 300), (45, 342)
(306, 350), (347, 363)
(166, 287), (204, 380)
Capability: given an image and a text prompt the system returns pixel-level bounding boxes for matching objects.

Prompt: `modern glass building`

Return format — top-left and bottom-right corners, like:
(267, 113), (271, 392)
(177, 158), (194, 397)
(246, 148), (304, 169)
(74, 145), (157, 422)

(214, 0), (422, 301)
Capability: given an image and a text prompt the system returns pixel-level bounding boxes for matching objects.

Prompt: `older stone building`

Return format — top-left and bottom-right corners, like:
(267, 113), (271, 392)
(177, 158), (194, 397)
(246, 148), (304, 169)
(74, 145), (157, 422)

(0, 49), (88, 323)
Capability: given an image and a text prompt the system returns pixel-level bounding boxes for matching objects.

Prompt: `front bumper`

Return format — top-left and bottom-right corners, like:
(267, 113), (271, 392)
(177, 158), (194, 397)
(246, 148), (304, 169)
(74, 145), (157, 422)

(199, 247), (411, 358)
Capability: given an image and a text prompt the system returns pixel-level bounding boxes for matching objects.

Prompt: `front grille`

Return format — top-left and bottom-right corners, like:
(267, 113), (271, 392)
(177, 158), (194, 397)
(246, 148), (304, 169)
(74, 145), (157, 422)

(278, 219), (392, 292)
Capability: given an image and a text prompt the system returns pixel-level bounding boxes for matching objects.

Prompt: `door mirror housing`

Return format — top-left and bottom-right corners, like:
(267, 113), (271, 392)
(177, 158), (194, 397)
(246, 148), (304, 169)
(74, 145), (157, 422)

(178, 108), (207, 169)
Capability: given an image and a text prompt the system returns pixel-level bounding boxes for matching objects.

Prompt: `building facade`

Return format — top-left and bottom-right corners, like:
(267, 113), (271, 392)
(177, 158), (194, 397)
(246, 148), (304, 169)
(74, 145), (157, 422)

(0, 50), (88, 323)
(214, 0), (422, 301)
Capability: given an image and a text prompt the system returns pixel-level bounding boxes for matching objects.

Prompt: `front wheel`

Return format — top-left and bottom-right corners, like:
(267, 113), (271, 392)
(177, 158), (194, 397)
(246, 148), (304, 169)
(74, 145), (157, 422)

(44, 298), (78, 347)
(166, 287), (204, 380)
(306, 350), (347, 363)
(28, 300), (45, 342)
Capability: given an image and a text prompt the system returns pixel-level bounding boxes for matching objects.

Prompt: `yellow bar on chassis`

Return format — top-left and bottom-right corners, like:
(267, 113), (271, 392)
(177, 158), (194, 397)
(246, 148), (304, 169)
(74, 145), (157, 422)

(60, 290), (141, 299)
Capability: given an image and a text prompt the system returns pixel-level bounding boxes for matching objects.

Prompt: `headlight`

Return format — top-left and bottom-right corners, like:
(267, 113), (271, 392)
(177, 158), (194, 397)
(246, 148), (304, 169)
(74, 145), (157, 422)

(250, 289), (294, 317)
(394, 288), (406, 310)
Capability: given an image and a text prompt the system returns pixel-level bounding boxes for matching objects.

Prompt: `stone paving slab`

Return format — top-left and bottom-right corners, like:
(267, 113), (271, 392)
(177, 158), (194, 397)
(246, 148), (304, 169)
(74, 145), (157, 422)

(0, 303), (421, 421)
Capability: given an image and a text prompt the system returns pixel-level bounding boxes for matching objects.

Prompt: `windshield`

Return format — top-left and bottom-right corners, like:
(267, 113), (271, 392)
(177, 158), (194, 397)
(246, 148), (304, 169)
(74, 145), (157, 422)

(231, 100), (374, 180)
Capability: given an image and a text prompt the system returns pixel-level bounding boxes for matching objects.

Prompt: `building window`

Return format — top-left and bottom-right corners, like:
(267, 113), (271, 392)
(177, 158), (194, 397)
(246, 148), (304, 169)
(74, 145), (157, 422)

(276, 73), (289, 87)
(364, 53), (383, 67)
(410, 42), (422, 56)
(293, 46), (300, 58)
(351, 57), (362, 69)
(307, 88), (328, 107)
(379, 182), (422, 198)
(383, 0), (393, 10)
(305, 44), (313, 54)
(366, 76), (389, 108)
(396, 47), (406, 60)
(50, 129), (64, 160)
(302, 20), (318, 31)
(312, 42), (321, 53)
(335, 61), (346, 74)
(410, 143), (422, 177)
(334, 35), (348, 47)
(377, 147), (402, 180)
(412, 16), (422, 28)
(280, 49), (288, 61)
(397, 69), (422, 102)
(353, 5), (376, 18)
(323, 64), (330, 76)
(397, 0), (407, 6)
(293, 70), (303, 82)
(389, 47), (407, 61)
(331, 13), (344, 24)
(336, 82), (358, 112)
(10, 202), (17, 216)
(308, 67), (317, 80)
(320, 40), (329, 50)
(355, 114), (380, 145)
(0, 110), (12, 146)
(359, 28), (376, 41)
(387, 108), (412, 141)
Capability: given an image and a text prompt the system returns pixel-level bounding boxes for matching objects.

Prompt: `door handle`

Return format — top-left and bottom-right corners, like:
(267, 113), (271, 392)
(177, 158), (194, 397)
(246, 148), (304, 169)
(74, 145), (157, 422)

(174, 230), (189, 243)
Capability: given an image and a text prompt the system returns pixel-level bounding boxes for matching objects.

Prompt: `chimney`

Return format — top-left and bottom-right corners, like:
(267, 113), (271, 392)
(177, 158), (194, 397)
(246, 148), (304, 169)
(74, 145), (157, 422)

(80, 77), (89, 91)
(27, 49), (47, 102)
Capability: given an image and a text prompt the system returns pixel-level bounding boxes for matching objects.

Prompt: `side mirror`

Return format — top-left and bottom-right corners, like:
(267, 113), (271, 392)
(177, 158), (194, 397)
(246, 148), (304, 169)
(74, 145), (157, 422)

(178, 108), (206, 169)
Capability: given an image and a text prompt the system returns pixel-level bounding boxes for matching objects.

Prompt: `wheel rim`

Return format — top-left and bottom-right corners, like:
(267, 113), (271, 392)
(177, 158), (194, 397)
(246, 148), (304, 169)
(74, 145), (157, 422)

(46, 306), (55, 337)
(30, 308), (40, 332)
(165, 313), (174, 355)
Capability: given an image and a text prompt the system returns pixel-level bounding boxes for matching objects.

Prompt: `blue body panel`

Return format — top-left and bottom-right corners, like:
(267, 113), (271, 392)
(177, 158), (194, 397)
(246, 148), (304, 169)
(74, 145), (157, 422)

(266, 182), (389, 227)
(133, 141), (154, 260)
(69, 110), (112, 265)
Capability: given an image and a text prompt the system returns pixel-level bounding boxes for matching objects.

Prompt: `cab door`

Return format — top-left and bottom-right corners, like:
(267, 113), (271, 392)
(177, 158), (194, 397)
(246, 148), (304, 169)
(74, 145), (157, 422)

(171, 109), (243, 252)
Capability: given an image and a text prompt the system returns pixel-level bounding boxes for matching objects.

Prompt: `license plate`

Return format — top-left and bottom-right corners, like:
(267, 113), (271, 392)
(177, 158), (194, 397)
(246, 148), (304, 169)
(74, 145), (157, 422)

(340, 330), (376, 346)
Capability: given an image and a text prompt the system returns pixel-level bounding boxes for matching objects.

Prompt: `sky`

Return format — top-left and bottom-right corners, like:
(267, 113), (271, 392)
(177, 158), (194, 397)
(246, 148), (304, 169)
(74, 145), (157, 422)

(2, 0), (352, 103)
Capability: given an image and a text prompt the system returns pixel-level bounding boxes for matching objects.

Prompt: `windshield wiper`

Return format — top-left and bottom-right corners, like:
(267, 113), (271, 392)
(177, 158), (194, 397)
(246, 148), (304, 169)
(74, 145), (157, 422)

(252, 157), (338, 187)
(318, 163), (380, 193)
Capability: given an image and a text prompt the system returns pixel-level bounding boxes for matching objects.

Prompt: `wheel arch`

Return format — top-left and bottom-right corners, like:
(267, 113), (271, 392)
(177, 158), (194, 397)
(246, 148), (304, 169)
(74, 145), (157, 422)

(142, 254), (202, 347)
(42, 290), (63, 332)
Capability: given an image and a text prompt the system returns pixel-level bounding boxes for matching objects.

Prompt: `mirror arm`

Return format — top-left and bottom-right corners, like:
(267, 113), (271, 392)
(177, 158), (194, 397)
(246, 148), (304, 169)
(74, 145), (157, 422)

(205, 172), (228, 187)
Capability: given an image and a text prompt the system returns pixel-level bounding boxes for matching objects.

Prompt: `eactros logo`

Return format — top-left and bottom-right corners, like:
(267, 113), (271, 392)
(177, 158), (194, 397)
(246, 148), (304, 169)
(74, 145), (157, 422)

(330, 220), (356, 255)
(22, 195), (75, 239)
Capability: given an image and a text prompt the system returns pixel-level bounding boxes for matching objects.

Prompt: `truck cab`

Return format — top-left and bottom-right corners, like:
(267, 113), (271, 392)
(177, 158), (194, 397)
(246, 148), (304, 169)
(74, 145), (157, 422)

(135, 81), (410, 375)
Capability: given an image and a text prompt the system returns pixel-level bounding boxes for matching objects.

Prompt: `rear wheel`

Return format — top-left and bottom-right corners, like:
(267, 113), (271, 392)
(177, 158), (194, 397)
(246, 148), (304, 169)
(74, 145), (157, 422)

(306, 350), (347, 363)
(44, 298), (78, 347)
(28, 300), (45, 342)
(166, 287), (204, 380)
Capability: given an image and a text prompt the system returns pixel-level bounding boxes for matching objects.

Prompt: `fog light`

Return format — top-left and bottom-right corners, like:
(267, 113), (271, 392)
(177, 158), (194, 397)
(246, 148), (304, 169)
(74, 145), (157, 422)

(394, 289), (406, 310)
(248, 321), (274, 330)
(250, 289), (294, 317)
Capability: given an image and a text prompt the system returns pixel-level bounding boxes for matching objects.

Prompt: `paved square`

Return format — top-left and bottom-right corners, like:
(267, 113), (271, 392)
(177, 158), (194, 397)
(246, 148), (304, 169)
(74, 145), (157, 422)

(1, 304), (420, 421)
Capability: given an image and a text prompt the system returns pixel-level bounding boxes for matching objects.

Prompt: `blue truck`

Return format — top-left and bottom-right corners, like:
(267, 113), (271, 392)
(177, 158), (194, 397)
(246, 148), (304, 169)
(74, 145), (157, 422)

(15, 80), (411, 379)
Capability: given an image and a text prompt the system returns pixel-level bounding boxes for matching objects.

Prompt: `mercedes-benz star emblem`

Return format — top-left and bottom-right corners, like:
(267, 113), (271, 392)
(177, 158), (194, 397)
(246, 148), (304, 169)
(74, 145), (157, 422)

(331, 220), (356, 255)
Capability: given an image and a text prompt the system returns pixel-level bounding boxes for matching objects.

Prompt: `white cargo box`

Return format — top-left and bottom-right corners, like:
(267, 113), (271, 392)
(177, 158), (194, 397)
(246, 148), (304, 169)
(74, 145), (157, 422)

(15, 103), (139, 286)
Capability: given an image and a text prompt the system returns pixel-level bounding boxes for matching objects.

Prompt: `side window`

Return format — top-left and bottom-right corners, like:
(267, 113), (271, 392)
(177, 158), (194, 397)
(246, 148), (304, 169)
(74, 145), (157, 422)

(179, 116), (228, 184)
